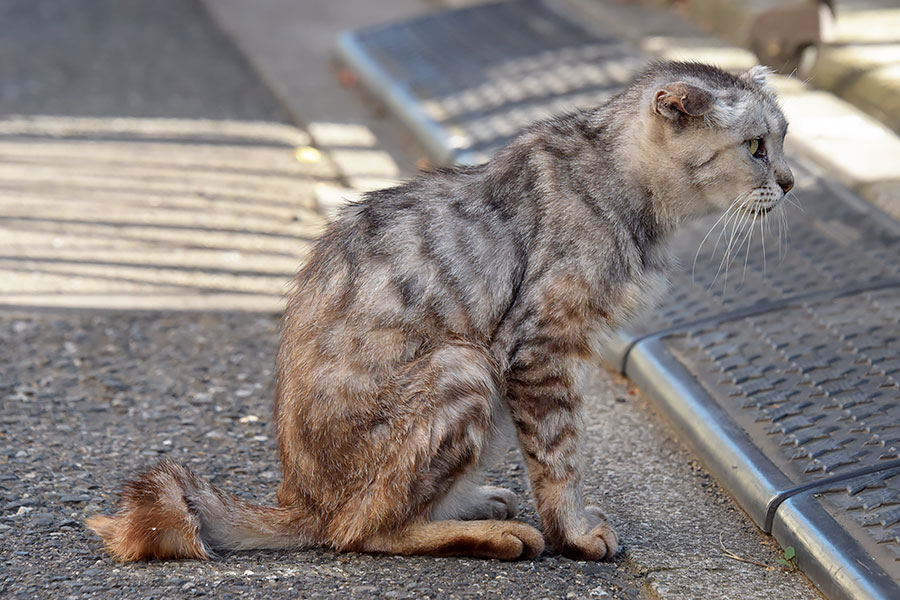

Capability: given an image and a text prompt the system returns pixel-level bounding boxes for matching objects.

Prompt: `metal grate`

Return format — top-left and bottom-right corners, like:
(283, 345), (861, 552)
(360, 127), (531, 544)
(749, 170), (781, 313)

(338, 0), (642, 163)
(819, 468), (900, 564)
(665, 286), (900, 484)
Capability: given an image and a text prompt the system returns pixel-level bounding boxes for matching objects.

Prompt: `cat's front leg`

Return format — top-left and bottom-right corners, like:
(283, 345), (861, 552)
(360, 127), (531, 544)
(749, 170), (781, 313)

(505, 355), (619, 561)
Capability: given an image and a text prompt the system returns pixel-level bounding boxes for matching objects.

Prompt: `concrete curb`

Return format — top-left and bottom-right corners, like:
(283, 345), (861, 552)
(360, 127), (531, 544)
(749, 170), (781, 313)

(815, 45), (900, 134)
(814, 5), (900, 135)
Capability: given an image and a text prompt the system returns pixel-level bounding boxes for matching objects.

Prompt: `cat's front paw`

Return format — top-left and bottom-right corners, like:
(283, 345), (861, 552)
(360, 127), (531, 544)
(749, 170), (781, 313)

(558, 510), (619, 561)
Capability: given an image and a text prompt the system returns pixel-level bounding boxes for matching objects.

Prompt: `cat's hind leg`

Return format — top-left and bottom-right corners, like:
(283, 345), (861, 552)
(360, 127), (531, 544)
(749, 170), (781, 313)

(363, 518), (544, 560)
(429, 394), (521, 522)
(330, 342), (543, 559)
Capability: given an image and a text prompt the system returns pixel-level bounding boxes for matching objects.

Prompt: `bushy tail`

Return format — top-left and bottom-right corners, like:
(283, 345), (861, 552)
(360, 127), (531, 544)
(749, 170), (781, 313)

(85, 459), (308, 561)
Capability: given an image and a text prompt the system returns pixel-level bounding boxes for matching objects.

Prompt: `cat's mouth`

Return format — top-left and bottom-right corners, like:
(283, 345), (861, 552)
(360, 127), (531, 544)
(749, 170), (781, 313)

(745, 199), (781, 215)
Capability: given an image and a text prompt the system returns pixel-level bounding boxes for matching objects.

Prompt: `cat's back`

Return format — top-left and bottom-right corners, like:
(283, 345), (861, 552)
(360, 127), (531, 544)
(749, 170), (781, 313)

(287, 165), (528, 343)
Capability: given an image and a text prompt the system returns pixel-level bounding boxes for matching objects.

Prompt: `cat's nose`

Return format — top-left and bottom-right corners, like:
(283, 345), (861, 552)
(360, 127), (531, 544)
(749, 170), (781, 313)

(777, 172), (794, 194)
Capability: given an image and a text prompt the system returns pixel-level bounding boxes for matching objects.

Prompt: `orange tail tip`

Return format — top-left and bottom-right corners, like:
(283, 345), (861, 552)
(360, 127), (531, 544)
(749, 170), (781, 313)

(85, 512), (210, 562)
(85, 459), (211, 561)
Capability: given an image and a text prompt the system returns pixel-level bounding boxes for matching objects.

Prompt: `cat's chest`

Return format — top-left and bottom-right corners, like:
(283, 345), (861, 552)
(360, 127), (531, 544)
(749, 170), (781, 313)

(609, 267), (670, 328)
(580, 266), (669, 364)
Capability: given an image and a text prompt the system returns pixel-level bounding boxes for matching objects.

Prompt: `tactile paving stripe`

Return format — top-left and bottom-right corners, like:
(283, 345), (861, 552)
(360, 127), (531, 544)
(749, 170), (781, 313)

(816, 468), (900, 563)
(629, 325), (900, 600)
(773, 468), (900, 600)
(624, 165), (900, 599)
(664, 285), (900, 480)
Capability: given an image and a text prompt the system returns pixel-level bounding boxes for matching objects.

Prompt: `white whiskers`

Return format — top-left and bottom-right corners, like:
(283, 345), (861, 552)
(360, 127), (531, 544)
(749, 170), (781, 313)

(714, 197), (753, 292)
(786, 192), (803, 213)
(692, 188), (799, 293)
(760, 205), (768, 274)
(691, 192), (746, 282)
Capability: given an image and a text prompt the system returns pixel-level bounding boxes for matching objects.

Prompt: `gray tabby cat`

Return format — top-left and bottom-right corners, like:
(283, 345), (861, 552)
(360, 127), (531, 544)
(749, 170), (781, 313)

(87, 61), (793, 562)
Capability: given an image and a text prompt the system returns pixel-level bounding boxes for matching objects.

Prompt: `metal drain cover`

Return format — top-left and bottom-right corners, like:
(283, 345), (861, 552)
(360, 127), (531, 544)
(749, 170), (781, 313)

(337, 2), (900, 598)
(337, 0), (642, 165)
(624, 162), (900, 600)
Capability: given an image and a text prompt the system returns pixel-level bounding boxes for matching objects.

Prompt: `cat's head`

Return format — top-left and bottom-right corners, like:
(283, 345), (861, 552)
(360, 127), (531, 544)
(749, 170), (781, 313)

(632, 62), (793, 224)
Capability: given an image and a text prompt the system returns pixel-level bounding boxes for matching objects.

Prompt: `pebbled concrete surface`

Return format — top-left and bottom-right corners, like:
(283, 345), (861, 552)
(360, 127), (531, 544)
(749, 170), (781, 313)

(0, 310), (819, 599)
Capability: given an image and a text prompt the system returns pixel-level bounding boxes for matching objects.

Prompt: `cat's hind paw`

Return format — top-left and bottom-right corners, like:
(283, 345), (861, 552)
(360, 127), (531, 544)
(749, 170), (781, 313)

(501, 521), (545, 559)
(478, 485), (519, 520)
(431, 484), (519, 521)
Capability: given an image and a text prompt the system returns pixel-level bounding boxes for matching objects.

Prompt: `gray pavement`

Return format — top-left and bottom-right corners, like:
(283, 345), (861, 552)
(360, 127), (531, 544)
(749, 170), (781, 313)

(0, 0), (829, 599)
(0, 0), (288, 121)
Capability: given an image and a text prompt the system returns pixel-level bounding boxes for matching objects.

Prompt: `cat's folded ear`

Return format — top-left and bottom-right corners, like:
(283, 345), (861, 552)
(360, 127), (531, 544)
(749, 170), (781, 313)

(653, 82), (716, 120)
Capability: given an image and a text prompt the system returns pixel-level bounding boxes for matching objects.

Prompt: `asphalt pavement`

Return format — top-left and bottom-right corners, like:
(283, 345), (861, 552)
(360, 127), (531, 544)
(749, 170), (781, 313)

(0, 1), (831, 598)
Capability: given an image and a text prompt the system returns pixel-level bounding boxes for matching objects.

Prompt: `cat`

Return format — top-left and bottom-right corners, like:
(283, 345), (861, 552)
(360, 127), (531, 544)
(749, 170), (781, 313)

(86, 61), (793, 562)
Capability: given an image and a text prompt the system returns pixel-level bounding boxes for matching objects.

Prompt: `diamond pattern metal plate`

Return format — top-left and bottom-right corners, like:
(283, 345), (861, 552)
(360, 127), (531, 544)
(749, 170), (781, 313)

(663, 284), (900, 476)
(336, 1), (900, 598)
(617, 153), (900, 600)
(336, 0), (642, 164)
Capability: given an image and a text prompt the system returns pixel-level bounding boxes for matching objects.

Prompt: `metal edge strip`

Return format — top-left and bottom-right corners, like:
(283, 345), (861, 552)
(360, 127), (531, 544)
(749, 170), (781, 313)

(334, 31), (462, 166)
(773, 494), (900, 600)
(624, 337), (796, 530)
(621, 334), (900, 599)
(764, 462), (900, 532)
(600, 329), (640, 374)
(618, 278), (900, 373)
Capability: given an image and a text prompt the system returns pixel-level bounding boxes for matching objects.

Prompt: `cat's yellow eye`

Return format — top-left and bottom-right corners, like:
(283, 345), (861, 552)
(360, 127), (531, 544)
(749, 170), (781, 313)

(747, 138), (759, 156)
